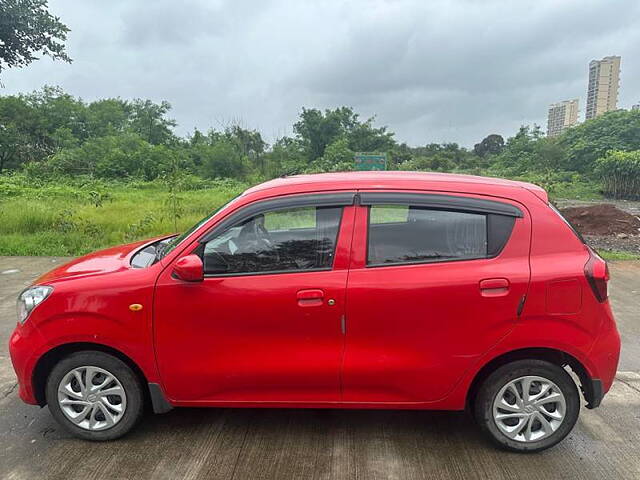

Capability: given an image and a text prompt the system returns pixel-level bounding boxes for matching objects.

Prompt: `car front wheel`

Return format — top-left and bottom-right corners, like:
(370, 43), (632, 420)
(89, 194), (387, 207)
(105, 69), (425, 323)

(474, 359), (580, 452)
(45, 351), (144, 441)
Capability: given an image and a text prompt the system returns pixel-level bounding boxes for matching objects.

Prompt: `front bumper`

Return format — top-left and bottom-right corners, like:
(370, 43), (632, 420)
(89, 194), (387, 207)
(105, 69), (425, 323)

(8, 323), (44, 405)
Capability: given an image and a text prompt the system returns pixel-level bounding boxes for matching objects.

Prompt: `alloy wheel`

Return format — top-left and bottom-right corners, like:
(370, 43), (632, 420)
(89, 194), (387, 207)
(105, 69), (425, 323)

(57, 365), (127, 431)
(492, 375), (566, 443)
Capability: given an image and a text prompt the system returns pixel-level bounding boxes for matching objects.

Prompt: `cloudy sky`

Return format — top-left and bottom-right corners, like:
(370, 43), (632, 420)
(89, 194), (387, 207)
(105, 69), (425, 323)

(3, 0), (639, 146)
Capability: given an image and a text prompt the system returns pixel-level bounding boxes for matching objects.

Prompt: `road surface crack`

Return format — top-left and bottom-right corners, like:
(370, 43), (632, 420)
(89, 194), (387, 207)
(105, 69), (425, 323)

(2, 382), (18, 399)
(616, 376), (640, 395)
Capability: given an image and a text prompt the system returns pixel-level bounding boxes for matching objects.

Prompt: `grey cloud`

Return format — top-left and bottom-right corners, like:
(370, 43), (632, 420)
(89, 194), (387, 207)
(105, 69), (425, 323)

(2, 0), (640, 147)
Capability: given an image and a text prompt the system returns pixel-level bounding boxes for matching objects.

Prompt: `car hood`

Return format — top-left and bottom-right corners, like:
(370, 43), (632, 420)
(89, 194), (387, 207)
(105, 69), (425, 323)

(34, 237), (163, 284)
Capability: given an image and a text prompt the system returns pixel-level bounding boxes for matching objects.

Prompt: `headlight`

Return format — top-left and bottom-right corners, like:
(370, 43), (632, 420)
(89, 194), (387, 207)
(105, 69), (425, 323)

(17, 286), (53, 324)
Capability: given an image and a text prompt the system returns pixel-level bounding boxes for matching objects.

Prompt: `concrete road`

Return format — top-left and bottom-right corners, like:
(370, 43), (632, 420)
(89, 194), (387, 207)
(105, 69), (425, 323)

(1, 256), (639, 480)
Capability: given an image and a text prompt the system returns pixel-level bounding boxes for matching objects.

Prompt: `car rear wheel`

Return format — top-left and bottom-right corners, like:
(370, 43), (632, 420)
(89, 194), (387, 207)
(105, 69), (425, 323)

(474, 359), (580, 452)
(45, 351), (144, 441)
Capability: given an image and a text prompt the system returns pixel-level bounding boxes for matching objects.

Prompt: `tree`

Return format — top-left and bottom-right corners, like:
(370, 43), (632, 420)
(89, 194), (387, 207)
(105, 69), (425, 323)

(129, 99), (177, 145)
(0, 123), (27, 172)
(224, 125), (267, 173)
(561, 110), (640, 172)
(491, 125), (546, 173)
(533, 137), (565, 173)
(198, 140), (247, 179)
(404, 154), (456, 172)
(389, 143), (413, 167)
(0, 93), (45, 170)
(310, 137), (354, 172)
(25, 86), (87, 141)
(293, 107), (395, 171)
(0, 0), (71, 75)
(474, 134), (505, 157)
(346, 117), (395, 153)
(262, 136), (307, 177)
(86, 99), (131, 138)
(294, 107), (349, 160)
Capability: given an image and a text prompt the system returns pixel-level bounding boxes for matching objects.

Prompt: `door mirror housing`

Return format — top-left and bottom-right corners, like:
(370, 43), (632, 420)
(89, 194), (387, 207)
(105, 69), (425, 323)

(172, 254), (204, 282)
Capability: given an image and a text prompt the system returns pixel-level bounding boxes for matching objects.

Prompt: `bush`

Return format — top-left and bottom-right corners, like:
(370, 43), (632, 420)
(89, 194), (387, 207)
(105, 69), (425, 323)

(595, 150), (640, 199)
(0, 173), (247, 255)
(197, 140), (248, 179)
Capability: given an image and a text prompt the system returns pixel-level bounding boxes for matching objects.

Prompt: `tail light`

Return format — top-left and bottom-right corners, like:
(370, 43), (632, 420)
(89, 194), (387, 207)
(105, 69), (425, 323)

(584, 247), (609, 302)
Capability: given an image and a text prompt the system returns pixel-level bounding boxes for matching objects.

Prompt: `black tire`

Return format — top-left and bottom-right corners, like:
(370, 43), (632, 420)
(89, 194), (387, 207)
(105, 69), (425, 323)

(474, 359), (580, 453)
(45, 351), (144, 441)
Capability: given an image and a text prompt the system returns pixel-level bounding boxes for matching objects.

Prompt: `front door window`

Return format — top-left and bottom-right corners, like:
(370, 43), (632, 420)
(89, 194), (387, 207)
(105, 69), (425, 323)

(201, 206), (343, 275)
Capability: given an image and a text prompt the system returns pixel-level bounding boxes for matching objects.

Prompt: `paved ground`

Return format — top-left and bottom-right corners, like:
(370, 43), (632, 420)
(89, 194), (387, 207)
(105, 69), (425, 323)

(1, 256), (639, 480)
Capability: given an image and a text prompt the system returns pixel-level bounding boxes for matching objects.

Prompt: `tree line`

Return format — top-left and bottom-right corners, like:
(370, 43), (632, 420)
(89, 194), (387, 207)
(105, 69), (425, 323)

(1, 87), (640, 198)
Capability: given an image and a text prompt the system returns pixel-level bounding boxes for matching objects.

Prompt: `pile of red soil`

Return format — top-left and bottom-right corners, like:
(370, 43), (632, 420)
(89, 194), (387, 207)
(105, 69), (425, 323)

(560, 204), (640, 236)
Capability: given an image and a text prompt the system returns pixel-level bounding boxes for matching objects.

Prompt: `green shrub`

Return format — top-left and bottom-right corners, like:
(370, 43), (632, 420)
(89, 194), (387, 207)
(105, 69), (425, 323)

(595, 150), (640, 199)
(0, 174), (246, 256)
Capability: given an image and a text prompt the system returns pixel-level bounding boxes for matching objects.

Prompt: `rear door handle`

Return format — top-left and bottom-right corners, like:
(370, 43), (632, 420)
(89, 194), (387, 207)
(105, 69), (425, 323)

(297, 289), (324, 307)
(479, 278), (510, 297)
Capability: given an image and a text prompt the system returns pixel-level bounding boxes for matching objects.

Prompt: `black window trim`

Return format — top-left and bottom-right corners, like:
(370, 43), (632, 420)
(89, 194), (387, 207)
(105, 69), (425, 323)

(197, 192), (354, 277)
(364, 192), (520, 268)
(359, 192), (523, 217)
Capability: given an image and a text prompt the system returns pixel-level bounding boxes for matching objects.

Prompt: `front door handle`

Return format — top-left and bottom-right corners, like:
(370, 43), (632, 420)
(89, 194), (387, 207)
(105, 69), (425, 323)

(297, 289), (324, 307)
(479, 278), (510, 297)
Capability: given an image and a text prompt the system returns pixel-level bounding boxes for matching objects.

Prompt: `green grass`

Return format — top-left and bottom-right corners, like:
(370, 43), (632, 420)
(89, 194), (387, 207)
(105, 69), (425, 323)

(0, 172), (633, 259)
(0, 174), (246, 256)
(546, 180), (603, 201)
(599, 250), (640, 261)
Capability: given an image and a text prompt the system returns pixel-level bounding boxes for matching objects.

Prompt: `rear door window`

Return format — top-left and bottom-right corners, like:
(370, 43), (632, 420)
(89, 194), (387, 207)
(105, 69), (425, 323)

(368, 206), (488, 265)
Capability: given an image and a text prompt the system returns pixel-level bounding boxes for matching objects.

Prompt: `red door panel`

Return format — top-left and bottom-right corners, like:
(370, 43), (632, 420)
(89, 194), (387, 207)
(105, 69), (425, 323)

(155, 270), (347, 402)
(343, 199), (531, 403)
(154, 205), (356, 404)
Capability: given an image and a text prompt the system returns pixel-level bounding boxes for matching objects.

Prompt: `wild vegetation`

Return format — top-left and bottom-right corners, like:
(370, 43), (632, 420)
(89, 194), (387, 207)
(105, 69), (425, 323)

(1, 86), (639, 256)
(0, 174), (244, 256)
(595, 150), (640, 199)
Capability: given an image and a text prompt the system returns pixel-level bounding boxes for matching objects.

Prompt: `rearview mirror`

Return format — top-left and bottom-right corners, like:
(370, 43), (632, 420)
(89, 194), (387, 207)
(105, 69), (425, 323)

(172, 254), (204, 282)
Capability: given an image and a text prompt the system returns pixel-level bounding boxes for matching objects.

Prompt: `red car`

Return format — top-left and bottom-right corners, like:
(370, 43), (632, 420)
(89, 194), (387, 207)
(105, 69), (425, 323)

(9, 172), (619, 452)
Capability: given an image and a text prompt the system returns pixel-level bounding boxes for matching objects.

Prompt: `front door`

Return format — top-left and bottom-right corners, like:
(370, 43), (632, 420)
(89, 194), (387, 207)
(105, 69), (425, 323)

(342, 192), (531, 403)
(155, 201), (355, 403)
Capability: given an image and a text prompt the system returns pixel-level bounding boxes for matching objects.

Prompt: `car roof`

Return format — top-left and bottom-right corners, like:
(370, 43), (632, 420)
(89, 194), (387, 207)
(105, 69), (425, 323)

(243, 171), (548, 203)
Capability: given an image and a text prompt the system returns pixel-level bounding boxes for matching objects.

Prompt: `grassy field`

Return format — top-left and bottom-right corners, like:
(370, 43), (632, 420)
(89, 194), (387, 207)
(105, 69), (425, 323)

(0, 175), (245, 256)
(0, 173), (630, 259)
(599, 250), (640, 261)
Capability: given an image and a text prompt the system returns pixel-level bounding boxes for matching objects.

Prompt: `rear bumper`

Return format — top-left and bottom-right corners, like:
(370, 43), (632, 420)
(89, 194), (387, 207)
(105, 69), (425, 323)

(585, 306), (621, 406)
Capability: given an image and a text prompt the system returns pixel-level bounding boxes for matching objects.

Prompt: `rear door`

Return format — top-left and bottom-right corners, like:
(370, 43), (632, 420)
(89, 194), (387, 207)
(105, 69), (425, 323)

(342, 192), (531, 402)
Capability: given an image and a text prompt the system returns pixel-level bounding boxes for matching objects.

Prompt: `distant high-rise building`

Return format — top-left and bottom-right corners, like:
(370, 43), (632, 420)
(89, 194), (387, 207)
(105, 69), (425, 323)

(547, 99), (579, 137)
(585, 56), (621, 120)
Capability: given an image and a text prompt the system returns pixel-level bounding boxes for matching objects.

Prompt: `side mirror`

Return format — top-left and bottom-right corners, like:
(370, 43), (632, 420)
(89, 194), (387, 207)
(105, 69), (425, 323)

(172, 254), (204, 282)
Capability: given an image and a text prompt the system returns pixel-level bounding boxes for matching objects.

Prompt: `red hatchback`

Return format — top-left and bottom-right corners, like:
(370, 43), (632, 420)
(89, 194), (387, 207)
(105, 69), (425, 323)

(9, 172), (620, 452)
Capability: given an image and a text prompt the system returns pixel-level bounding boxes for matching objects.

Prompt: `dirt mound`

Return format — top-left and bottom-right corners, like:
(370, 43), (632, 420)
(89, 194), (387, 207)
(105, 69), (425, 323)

(560, 204), (640, 236)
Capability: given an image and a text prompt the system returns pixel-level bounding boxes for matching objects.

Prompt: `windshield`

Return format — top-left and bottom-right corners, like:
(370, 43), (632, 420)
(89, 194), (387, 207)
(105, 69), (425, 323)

(156, 194), (243, 261)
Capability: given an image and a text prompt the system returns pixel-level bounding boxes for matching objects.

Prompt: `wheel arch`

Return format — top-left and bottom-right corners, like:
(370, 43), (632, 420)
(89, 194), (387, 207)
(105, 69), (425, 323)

(32, 342), (150, 407)
(465, 347), (596, 411)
